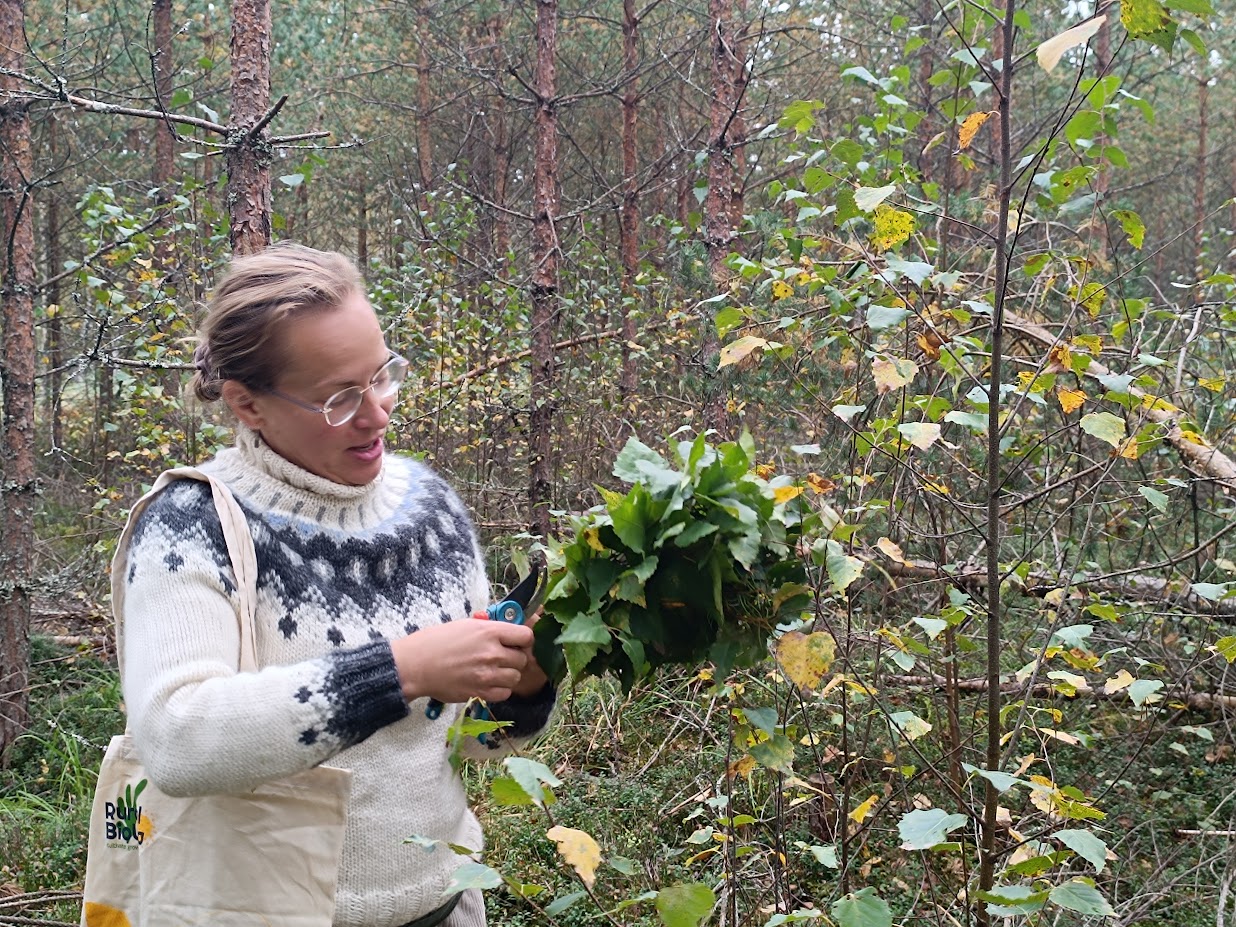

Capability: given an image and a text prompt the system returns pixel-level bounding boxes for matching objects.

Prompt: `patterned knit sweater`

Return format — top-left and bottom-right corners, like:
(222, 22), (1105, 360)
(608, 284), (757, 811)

(120, 427), (554, 927)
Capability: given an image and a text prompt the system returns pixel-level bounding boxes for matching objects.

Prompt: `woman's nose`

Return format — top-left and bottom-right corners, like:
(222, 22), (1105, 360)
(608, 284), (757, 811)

(353, 387), (392, 430)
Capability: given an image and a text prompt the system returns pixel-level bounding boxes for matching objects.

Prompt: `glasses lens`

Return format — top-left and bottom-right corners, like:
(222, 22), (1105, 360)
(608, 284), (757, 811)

(323, 387), (363, 426)
(376, 356), (408, 395)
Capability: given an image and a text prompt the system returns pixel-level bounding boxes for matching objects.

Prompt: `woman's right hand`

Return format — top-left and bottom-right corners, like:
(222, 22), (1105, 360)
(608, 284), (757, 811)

(390, 619), (535, 705)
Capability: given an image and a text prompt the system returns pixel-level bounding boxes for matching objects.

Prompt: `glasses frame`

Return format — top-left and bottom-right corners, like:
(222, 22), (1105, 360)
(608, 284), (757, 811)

(266, 351), (410, 427)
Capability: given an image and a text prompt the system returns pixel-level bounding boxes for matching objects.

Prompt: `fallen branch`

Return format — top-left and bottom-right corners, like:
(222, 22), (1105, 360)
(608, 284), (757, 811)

(878, 552), (1236, 616)
(1006, 310), (1236, 492)
(886, 673), (1236, 712)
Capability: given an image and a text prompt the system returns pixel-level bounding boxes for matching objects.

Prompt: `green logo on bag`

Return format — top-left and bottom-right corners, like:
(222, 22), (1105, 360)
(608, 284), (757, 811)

(105, 779), (151, 845)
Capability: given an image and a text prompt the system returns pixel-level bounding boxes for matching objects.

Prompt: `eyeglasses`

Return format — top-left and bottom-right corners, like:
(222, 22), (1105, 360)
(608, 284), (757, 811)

(267, 352), (410, 427)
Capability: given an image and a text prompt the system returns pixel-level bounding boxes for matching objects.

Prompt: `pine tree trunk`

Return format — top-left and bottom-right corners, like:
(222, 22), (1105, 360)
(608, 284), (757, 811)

(227, 0), (272, 255)
(619, 0), (640, 404)
(528, 0), (559, 540)
(0, 0), (36, 757)
(44, 115), (62, 455)
(416, 4), (433, 206)
(489, 14), (510, 258)
(701, 0), (737, 434)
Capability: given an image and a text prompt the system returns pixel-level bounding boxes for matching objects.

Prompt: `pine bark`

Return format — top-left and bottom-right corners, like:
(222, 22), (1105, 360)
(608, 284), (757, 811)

(0, 0), (36, 757)
(701, 0), (738, 434)
(227, 0), (272, 255)
(619, 0), (640, 403)
(528, 0), (559, 539)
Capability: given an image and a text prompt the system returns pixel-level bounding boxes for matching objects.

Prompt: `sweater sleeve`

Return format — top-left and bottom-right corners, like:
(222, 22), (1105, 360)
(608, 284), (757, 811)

(120, 481), (409, 797)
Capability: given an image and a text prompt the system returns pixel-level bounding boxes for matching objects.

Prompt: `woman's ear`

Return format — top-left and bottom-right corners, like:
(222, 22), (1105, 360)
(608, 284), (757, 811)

(221, 380), (266, 431)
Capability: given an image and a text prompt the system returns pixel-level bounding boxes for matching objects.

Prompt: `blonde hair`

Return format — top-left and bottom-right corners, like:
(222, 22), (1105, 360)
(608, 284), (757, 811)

(191, 243), (365, 402)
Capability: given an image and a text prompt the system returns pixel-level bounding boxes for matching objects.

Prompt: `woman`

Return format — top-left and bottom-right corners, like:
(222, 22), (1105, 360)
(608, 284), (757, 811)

(120, 243), (554, 927)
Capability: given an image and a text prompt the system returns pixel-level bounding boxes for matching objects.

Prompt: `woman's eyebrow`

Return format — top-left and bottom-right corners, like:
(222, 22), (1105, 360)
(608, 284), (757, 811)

(309, 353), (392, 392)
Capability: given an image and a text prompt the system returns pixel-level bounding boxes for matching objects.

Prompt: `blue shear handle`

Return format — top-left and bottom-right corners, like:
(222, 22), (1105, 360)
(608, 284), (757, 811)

(424, 600), (526, 720)
(486, 600), (525, 624)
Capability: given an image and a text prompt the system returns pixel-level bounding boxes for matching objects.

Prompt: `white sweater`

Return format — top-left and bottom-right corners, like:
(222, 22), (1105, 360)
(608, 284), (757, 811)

(121, 427), (554, 927)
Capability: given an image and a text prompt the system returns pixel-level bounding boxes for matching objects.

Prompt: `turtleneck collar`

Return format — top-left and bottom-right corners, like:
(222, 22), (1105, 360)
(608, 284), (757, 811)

(231, 423), (384, 500)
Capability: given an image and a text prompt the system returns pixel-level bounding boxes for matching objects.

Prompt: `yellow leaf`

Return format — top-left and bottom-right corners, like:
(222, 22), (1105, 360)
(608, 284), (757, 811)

(755, 463), (776, 478)
(958, 111), (992, 150)
(1176, 428), (1209, 447)
(806, 473), (836, 494)
(916, 329), (946, 361)
(719, 335), (769, 368)
(583, 527), (606, 553)
(876, 537), (907, 564)
(1141, 394), (1180, 414)
(775, 630), (837, 691)
(84, 903), (133, 927)
(728, 755), (757, 779)
(771, 280), (795, 300)
(773, 485), (804, 504)
(1071, 334), (1102, 355)
(869, 205), (915, 252)
(1057, 388), (1086, 414)
(1104, 669), (1134, 694)
(871, 356), (919, 394)
(1045, 343), (1072, 373)
(546, 825), (603, 887)
(1198, 376), (1226, 392)
(1116, 437), (1140, 460)
(1040, 728), (1080, 745)
(1036, 15), (1106, 72)
(849, 794), (879, 824)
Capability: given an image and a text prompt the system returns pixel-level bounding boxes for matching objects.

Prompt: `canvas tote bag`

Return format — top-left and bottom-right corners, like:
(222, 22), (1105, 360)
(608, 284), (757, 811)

(81, 468), (353, 927)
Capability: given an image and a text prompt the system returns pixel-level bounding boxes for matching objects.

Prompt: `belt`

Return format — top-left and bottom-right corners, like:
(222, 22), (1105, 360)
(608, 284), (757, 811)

(397, 893), (461, 927)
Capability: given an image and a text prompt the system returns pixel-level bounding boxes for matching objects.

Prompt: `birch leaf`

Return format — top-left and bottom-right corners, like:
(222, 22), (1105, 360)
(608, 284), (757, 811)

(876, 537), (907, 563)
(719, 336), (768, 368)
(1037, 16), (1106, 72)
(898, 422), (942, 450)
(1057, 388), (1086, 413)
(776, 630), (837, 690)
(854, 184), (897, 211)
(546, 826), (603, 887)
(872, 356), (919, 394)
(1079, 412), (1126, 447)
(958, 111), (992, 149)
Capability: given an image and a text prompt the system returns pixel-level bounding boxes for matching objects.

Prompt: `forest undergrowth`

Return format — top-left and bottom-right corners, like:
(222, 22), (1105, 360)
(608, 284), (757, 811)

(3, 624), (1234, 927)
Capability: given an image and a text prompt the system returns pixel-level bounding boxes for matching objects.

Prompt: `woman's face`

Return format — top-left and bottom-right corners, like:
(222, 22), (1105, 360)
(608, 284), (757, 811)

(227, 292), (396, 486)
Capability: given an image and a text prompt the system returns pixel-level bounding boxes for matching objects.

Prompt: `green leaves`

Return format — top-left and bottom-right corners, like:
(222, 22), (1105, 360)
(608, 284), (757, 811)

(1049, 879), (1116, 916)
(1079, 412), (1126, 447)
(656, 883), (716, 927)
(897, 808), (968, 850)
(831, 888), (892, 927)
(536, 433), (811, 689)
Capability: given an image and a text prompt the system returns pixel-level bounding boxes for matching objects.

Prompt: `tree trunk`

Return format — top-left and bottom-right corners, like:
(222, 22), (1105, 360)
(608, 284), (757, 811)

(0, 0), (36, 758)
(528, 0), (559, 540)
(416, 3), (433, 205)
(153, 0), (175, 248)
(727, 0), (747, 239)
(44, 115), (62, 455)
(488, 14), (510, 259)
(1192, 74), (1208, 282)
(619, 0), (640, 404)
(227, 0), (272, 255)
(701, 0), (737, 434)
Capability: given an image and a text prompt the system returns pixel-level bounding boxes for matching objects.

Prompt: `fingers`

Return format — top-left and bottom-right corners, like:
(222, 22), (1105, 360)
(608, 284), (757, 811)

(391, 619), (535, 704)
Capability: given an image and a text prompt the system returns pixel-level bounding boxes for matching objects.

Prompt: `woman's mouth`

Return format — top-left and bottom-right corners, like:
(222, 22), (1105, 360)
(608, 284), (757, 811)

(349, 437), (384, 461)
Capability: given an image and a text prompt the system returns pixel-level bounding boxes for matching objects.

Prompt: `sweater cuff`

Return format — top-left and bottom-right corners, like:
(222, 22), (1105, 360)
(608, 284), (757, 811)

(323, 641), (410, 747)
(487, 682), (557, 738)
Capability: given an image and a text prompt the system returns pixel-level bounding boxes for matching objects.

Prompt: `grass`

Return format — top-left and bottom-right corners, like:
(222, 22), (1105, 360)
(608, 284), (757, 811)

(4, 634), (1234, 927)
(1, 636), (121, 922)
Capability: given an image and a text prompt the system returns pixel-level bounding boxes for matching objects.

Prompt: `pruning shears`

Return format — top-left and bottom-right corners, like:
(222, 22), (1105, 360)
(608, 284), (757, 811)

(425, 564), (547, 722)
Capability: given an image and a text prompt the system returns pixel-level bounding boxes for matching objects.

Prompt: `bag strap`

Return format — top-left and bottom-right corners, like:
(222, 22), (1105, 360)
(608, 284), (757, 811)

(111, 468), (260, 680)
